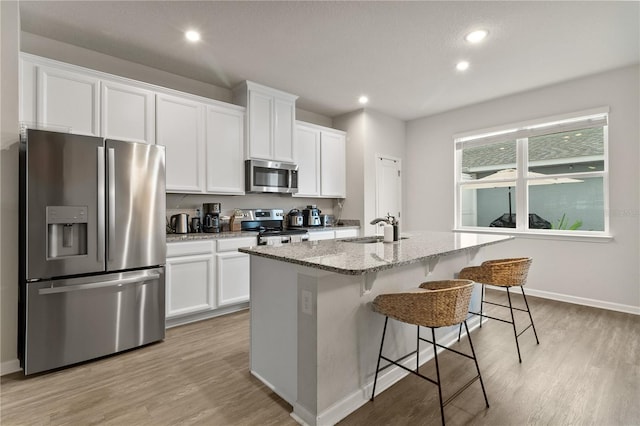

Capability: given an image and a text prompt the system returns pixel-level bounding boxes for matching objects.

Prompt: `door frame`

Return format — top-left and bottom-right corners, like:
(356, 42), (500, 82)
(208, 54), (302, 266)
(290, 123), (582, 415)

(374, 153), (402, 225)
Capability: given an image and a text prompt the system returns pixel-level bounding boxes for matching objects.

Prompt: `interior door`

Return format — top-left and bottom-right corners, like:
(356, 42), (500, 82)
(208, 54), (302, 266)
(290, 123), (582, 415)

(106, 139), (166, 271)
(375, 156), (402, 227)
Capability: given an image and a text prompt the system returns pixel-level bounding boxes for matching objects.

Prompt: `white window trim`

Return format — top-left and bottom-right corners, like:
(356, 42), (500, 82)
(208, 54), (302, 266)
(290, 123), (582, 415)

(453, 108), (612, 240)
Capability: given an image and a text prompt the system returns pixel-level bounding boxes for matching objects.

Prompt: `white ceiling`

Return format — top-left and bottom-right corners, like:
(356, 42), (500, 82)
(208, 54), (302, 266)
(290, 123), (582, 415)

(18, 1), (640, 121)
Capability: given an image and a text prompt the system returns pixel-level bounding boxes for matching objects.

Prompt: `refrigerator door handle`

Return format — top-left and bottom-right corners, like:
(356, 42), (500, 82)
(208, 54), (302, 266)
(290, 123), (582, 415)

(107, 147), (116, 262)
(38, 272), (161, 295)
(97, 146), (105, 263)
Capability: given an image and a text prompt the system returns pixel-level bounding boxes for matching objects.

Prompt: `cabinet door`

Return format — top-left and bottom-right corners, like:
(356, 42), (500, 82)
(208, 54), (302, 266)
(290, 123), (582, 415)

(216, 251), (250, 306)
(166, 253), (215, 318)
(157, 94), (205, 192)
(205, 105), (245, 194)
(307, 230), (335, 241)
(273, 98), (295, 162)
(320, 131), (347, 197)
(101, 80), (155, 144)
(248, 90), (273, 160)
(37, 66), (100, 136)
(294, 125), (321, 197)
(334, 228), (359, 239)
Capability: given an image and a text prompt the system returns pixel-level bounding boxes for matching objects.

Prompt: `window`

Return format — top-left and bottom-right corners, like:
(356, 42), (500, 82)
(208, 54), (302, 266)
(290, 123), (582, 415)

(454, 108), (609, 237)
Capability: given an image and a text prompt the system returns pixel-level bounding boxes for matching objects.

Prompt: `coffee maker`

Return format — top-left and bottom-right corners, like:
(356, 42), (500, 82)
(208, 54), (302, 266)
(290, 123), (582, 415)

(203, 203), (221, 233)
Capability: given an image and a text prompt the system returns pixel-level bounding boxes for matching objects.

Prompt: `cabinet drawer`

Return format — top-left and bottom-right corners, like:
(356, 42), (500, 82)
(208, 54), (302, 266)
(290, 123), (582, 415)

(167, 240), (214, 258)
(217, 237), (257, 252)
(308, 230), (335, 241)
(334, 229), (359, 239)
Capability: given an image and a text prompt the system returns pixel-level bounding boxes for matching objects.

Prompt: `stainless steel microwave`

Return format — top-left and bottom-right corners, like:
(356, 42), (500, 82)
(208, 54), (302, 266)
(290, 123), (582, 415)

(245, 159), (298, 194)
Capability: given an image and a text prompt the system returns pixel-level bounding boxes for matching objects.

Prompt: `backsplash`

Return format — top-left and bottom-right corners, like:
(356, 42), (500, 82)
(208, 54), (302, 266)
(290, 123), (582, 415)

(166, 193), (341, 231)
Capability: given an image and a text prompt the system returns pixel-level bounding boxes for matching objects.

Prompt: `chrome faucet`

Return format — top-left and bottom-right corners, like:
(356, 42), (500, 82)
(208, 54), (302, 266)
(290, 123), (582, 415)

(370, 214), (397, 226)
(370, 217), (390, 225)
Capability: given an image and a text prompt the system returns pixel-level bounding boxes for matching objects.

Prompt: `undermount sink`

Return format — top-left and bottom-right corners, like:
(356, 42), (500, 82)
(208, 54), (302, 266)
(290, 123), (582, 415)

(341, 236), (408, 244)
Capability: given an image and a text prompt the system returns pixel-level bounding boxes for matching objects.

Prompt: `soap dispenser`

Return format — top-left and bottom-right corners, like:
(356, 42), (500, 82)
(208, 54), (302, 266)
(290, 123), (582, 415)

(383, 222), (394, 243)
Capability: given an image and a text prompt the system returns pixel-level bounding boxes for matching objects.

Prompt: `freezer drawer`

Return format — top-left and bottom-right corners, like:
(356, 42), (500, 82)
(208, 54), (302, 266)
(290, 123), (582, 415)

(23, 268), (165, 375)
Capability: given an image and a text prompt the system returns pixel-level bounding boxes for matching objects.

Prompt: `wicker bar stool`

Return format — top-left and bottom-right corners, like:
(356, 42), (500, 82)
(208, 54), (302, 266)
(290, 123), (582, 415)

(457, 257), (539, 363)
(370, 280), (489, 426)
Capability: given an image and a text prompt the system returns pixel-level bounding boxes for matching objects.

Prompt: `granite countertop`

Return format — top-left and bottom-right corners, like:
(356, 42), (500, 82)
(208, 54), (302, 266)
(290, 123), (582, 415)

(238, 231), (513, 275)
(166, 230), (259, 242)
(166, 225), (360, 242)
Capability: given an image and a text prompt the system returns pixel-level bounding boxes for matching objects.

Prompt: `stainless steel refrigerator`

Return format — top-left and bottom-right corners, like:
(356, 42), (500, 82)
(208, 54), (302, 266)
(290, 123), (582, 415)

(19, 128), (166, 375)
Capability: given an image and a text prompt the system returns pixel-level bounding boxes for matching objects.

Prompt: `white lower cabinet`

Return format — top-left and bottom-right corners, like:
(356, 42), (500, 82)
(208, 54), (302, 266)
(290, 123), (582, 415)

(308, 228), (360, 241)
(334, 228), (359, 239)
(308, 230), (336, 241)
(216, 237), (255, 306)
(165, 236), (256, 326)
(165, 241), (215, 318)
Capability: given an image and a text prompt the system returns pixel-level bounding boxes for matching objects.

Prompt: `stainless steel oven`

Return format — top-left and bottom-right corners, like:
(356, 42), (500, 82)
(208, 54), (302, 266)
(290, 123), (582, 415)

(238, 208), (309, 245)
(245, 159), (298, 194)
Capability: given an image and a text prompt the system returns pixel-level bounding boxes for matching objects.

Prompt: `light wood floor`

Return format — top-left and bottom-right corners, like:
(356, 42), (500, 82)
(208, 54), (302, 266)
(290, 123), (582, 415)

(2, 290), (639, 425)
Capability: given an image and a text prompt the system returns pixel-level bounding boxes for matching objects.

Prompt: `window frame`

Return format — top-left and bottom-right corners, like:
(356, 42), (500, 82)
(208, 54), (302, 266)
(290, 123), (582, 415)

(453, 107), (612, 241)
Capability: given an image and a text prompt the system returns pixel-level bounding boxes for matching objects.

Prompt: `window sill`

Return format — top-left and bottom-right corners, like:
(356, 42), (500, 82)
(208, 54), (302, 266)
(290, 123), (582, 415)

(453, 227), (614, 243)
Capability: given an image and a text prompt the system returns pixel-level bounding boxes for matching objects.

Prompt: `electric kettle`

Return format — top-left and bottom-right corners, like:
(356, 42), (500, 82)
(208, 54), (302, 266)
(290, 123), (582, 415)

(170, 213), (189, 234)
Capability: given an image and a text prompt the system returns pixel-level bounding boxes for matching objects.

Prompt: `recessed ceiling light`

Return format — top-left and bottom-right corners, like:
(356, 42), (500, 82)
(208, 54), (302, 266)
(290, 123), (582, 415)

(456, 61), (470, 71)
(465, 30), (488, 44)
(358, 95), (369, 105)
(185, 30), (201, 42)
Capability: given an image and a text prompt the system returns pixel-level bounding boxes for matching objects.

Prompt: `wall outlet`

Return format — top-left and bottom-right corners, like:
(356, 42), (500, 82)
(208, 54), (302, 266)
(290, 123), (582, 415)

(301, 290), (313, 315)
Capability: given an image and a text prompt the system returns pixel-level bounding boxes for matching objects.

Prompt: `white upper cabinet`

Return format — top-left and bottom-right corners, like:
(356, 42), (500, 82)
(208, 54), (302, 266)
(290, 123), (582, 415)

(233, 81), (298, 163)
(247, 90), (273, 160)
(295, 121), (347, 198)
(36, 65), (100, 136)
(273, 97), (295, 161)
(294, 124), (321, 197)
(320, 130), (347, 198)
(101, 80), (155, 144)
(157, 93), (205, 193)
(205, 103), (245, 194)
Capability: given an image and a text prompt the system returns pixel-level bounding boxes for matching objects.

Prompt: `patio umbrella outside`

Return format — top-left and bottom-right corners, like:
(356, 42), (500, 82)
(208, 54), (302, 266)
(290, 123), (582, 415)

(463, 169), (583, 227)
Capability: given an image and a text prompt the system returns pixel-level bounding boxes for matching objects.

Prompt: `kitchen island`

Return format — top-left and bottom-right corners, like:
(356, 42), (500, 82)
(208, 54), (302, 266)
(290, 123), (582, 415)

(239, 231), (513, 426)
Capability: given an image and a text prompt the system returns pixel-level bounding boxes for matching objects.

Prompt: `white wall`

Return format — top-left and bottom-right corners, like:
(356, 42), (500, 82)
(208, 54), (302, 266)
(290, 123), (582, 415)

(333, 110), (365, 226)
(334, 109), (405, 235)
(0, 0), (21, 374)
(405, 65), (640, 313)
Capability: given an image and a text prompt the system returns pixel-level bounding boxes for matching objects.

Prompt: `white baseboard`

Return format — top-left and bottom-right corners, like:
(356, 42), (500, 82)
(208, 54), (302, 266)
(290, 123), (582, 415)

(166, 303), (250, 328)
(1, 359), (22, 376)
(498, 287), (640, 315)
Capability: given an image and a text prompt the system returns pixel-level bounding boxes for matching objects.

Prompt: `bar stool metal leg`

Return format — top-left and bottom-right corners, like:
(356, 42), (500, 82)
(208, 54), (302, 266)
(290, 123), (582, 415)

(416, 325), (420, 371)
(464, 320), (489, 408)
(521, 287), (540, 344)
(370, 316), (389, 401)
(431, 327), (446, 426)
(506, 288), (522, 363)
(479, 284), (486, 328)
